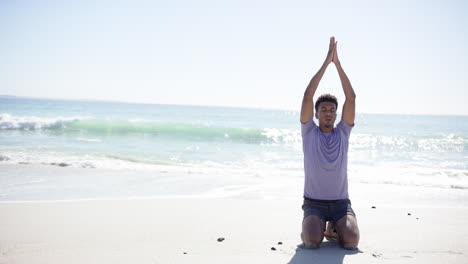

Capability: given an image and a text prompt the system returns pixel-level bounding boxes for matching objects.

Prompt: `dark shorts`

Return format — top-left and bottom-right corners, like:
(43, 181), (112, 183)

(302, 197), (356, 224)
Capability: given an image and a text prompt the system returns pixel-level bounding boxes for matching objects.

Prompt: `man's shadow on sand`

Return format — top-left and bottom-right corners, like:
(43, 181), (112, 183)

(288, 240), (362, 264)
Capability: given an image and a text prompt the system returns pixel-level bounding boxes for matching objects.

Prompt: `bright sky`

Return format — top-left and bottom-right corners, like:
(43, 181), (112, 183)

(1, 0), (467, 115)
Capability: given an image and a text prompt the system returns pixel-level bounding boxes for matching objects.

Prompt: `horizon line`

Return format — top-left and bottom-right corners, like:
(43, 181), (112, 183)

(1, 94), (467, 117)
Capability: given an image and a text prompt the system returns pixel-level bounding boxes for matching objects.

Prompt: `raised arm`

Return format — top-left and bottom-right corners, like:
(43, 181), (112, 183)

(300, 37), (336, 124)
(332, 41), (356, 126)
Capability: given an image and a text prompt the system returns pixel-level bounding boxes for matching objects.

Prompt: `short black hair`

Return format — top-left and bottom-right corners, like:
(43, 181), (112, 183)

(315, 94), (338, 112)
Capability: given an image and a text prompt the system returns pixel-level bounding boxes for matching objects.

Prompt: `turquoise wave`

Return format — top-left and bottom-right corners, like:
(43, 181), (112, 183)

(56, 119), (278, 144)
(0, 113), (301, 144)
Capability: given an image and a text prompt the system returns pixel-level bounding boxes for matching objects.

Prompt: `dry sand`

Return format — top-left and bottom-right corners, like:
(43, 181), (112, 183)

(1, 198), (467, 264)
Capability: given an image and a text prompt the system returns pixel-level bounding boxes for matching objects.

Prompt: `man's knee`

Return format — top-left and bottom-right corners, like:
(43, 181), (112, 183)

(301, 215), (325, 248)
(340, 230), (360, 250)
(335, 215), (360, 249)
(301, 231), (323, 248)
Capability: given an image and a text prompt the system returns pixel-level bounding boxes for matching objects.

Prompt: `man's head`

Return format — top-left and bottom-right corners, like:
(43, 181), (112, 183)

(315, 94), (338, 129)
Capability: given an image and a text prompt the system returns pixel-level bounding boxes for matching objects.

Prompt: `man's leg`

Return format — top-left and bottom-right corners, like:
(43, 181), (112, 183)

(334, 215), (360, 250)
(301, 215), (326, 248)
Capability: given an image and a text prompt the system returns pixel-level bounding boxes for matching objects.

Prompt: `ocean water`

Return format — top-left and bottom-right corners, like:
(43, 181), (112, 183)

(1, 96), (467, 204)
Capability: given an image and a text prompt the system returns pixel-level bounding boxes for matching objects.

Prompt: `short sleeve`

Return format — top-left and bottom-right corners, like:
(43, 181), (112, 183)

(301, 118), (317, 137)
(337, 120), (354, 137)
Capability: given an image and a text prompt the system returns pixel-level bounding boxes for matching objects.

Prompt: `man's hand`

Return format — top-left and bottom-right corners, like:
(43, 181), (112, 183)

(324, 36), (336, 65)
(332, 40), (340, 65)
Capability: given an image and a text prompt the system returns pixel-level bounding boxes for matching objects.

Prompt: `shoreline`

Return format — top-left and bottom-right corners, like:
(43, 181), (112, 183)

(2, 163), (468, 208)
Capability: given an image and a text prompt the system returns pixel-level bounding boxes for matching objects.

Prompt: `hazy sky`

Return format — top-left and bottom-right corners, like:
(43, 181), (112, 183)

(1, 0), (467, 115)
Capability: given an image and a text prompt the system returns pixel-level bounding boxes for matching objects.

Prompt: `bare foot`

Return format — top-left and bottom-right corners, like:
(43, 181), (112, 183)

(324, 221), (339, 241)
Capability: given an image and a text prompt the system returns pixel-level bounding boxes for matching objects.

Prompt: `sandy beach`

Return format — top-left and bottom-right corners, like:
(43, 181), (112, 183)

(1, 0), (467, 262)
(1, 197), (467, 264)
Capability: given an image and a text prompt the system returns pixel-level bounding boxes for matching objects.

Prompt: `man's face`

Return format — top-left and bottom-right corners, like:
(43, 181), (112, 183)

(316, 102), (337, 128)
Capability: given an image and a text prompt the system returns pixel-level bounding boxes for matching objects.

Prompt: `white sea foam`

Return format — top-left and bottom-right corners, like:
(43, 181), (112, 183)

(417, 134), (467, 152)
(349, 164), (468, 190)
(261, 128), (301, 145)
(0, 113), (88, 130)
(76, 137), (102, 143)
(351, 133), (467, 153)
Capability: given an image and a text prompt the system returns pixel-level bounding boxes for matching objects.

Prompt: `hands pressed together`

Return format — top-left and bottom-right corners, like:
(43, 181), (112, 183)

(325, 36), (340, 66)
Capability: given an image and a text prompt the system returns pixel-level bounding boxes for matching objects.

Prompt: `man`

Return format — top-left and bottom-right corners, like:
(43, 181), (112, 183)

(300, 36), (360, 250)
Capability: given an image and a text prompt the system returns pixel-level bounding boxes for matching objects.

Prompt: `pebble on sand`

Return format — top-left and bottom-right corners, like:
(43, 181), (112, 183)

(278, 241), (283, 245)
(51, 162), (70, 167)
(271, 247), (276, 251)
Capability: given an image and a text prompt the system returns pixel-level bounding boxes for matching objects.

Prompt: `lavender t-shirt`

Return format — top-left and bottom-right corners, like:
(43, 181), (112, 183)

(301, 119), (353, 200)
